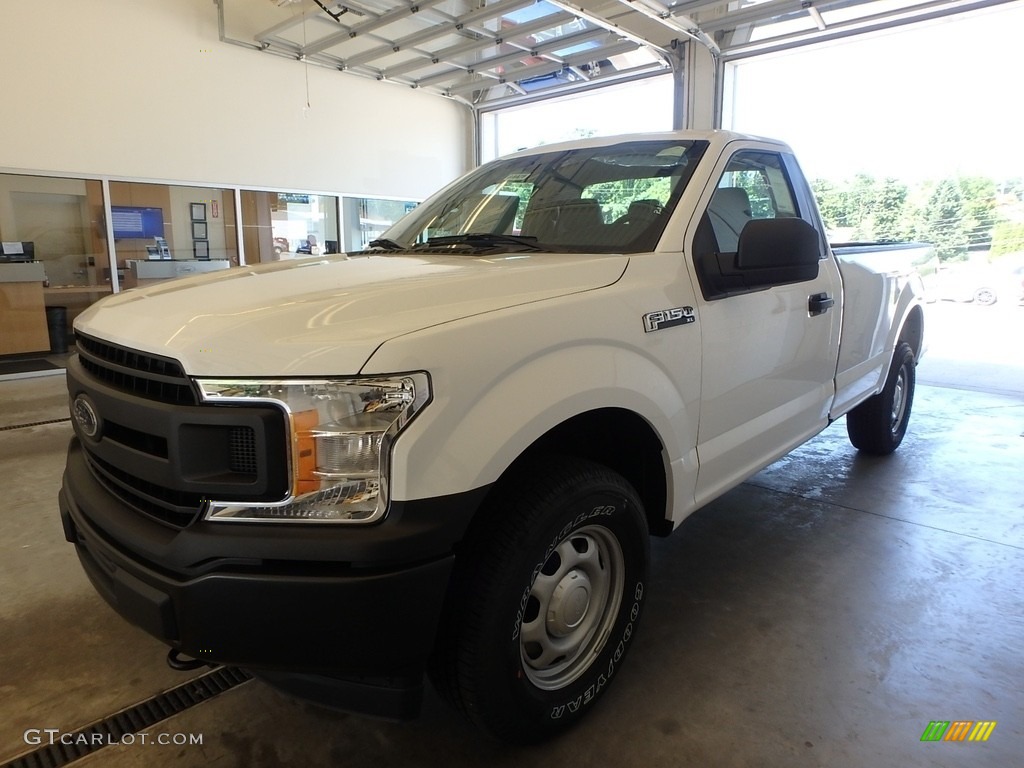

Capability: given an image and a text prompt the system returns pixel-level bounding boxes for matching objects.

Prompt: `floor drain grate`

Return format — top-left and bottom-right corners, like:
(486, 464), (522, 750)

(2, 666), (252, 768)
(0, 418), (72, 432)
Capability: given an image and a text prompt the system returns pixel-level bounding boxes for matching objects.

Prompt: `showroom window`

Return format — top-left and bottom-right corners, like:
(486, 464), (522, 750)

(109, 181), (238, 288)
(0, 173), (110, 355)
(240, 191), (340, 264)
(341, 197), (418, 252)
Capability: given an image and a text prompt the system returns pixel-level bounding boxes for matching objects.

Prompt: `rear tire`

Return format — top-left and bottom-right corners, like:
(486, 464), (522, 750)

(973, 287), (997, 306)
(846, 342), (916, 455)
(429, 458), (649, 743)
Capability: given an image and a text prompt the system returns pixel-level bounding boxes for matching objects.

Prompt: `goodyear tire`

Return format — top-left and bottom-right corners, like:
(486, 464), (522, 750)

(429, 458), (649, 743)
(847, 341), (916, 455)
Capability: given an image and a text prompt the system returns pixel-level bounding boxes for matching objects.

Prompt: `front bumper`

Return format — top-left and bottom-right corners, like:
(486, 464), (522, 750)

(60, 438), (485, 717)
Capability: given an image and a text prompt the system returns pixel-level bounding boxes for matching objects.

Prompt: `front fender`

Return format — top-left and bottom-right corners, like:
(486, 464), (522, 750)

(362, 294), (700, 524)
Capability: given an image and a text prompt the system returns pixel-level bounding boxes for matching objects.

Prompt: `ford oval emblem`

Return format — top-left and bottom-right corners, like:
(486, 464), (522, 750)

(72, 395), (101, 440)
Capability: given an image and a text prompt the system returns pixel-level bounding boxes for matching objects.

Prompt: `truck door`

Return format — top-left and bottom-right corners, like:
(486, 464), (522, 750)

(687, 147), (842, 505)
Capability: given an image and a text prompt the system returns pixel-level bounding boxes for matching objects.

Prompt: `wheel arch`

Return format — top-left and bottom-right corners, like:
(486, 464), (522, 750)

(898, 304), (925, 362)
(494, 408), (671, 538)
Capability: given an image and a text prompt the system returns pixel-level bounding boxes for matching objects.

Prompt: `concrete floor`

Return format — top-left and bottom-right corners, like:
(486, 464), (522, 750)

(1, 302), (1021, 767)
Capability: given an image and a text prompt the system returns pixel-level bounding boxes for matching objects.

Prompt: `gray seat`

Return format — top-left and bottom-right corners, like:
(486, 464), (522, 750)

(708, 187), (752, 252)
(522, 198), (604, 246)
(607, 198), (663, 246)
(438, 193), (520, 234)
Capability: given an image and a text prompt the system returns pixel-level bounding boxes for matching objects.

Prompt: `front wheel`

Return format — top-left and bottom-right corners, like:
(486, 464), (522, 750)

(846, 341), (916, 455)
(429, 458), (649, 743)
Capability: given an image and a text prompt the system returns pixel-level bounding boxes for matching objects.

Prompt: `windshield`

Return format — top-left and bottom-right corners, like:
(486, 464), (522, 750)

(379, 139), (709, 254)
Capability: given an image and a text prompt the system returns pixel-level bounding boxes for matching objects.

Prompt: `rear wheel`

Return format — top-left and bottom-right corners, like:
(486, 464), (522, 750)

(972, 287), (997, 306)
(429, 458), (649, 743)
(846, 341), (916, 455)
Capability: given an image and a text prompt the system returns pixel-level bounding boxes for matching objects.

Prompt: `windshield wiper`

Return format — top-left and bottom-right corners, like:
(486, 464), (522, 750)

(424, 233), (544, 252)
(367, 238), (406, 251)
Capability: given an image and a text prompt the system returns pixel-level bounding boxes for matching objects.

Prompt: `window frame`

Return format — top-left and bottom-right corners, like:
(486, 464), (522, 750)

(690, 147), (823, 301)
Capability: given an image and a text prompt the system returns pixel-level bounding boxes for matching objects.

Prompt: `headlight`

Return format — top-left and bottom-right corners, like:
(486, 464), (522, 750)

(196, 374), (429, 523)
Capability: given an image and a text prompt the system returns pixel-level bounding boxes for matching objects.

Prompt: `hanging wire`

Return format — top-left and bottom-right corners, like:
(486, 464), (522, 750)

(302, 6), (311, 108)
(313, 0), (350, 22)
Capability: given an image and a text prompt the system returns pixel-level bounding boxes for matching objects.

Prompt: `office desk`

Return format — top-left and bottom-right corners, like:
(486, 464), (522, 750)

(0, 263), (49, 355)
(44, 285), (113, 300)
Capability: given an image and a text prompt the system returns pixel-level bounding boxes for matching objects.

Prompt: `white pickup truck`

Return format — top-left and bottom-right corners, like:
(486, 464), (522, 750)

(59, 131), (927, 742)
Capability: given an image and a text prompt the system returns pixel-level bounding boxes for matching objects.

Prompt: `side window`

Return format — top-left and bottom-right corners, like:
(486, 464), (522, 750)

(706, 151), (799, 253)
(692, 150), (812, 301)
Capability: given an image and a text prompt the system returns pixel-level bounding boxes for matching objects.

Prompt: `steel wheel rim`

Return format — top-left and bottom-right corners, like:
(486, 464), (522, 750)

(519, 524), (624, 691)
(891, 364), (909, 435)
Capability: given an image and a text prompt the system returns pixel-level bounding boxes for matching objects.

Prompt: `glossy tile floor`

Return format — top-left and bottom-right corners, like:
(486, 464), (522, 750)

(1, 303), (1021, 767)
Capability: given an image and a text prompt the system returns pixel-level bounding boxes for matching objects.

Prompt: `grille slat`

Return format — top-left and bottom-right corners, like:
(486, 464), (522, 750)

(77, 334), (196, 405)
(72, 336), (285, 529)
(75, 334), (203, 528)
(85, 452), (204, 528)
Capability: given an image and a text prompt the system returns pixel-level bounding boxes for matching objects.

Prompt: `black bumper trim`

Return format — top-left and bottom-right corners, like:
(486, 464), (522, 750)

(59, 440), (492, 708)
(63, 437), (487, 576)
(61, 482), (464, 677)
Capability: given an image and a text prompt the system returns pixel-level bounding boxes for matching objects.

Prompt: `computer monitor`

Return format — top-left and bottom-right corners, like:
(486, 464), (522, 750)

(111, 206), (164, 239)
(0, 241), (35, 262)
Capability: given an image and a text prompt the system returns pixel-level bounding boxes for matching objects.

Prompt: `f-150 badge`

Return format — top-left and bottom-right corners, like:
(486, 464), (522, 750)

(643, 306), (695, 333)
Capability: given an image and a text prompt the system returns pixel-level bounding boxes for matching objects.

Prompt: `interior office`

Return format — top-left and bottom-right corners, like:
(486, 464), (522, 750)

(0, 0), (471, 361)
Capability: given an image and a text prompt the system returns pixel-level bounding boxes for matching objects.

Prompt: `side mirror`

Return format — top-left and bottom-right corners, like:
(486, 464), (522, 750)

(735, 217), (821, 286)
(736, 217), (821, 269)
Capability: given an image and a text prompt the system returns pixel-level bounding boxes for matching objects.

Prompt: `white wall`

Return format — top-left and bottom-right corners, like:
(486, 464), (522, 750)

(0, 0), (471, 198)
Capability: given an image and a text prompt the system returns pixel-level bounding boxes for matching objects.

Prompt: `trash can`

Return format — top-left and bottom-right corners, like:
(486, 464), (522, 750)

(45, 306), (68, 354)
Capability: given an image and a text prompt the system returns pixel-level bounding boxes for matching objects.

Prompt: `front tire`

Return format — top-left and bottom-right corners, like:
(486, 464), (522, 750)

(429, 458), (649, 743)
(846, 341), (916, 455)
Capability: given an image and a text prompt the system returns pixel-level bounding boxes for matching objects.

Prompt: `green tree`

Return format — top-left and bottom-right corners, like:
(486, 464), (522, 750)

(957, 176), (998, 250)
(811, 178), (849, 230)
(919, 178), (969, 262)
(847, 173), (878, 239)
(872, 178), (909, 241)
(991, 220), (1024, 256)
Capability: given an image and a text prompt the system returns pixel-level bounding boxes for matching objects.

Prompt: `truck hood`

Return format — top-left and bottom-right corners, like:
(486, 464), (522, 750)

(74, 252), (629, 376)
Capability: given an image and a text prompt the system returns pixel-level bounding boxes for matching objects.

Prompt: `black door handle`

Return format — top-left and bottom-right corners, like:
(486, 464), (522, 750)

(808, 292), (835, 316)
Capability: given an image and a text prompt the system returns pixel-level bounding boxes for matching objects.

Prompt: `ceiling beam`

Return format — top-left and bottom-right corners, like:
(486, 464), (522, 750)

(721, 0), (1022, 58)
(299, 0), (449, 55)
(415, 28), (613, 88)
(543, 0), (673, 56)
(606, 0), (720, 52)
(381, 12), (576, 78)
(444, 40), (641, 94)
(339, 0), (539, 69)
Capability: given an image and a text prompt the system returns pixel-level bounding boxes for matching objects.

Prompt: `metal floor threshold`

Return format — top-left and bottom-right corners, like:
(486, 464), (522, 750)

(0, 418), (71, 432)
(2, 667), (252, 768)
